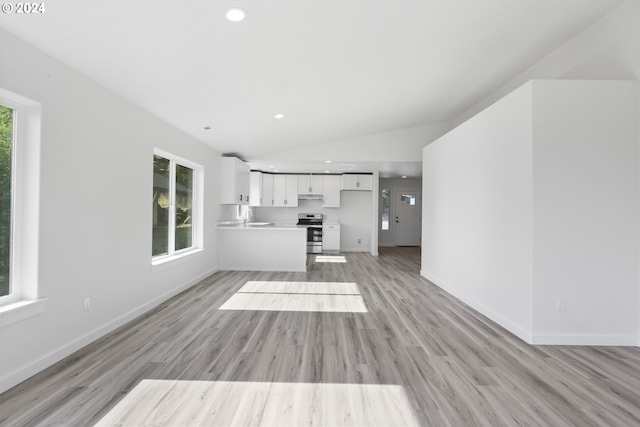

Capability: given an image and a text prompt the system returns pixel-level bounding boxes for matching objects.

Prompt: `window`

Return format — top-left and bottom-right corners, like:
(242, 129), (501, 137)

(381, 189), (390, 231)
(0, 104), (13, 298)
(152, 150), (202, 260)
(0, 88), (41, 308)
(401, 194), (416, 206)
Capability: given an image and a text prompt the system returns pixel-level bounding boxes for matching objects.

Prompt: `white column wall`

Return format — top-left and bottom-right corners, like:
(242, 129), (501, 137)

(422, 80), (639, 346)
(422, 83), (534, 342)
(531, 80), (639, 344)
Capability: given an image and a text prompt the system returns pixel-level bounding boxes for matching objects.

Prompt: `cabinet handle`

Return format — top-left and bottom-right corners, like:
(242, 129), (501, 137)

(356, 181), (360, 188)
(284, 199), (287, 205)
(309, 186), (312, 192)
(239, 194), (242, 201)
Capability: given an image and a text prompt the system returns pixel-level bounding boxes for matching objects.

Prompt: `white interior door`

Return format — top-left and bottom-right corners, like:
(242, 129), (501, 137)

(394, 190), (421, 246)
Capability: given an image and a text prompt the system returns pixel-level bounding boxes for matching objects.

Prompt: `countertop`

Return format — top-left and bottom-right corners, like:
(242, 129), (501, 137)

(216, 221), (301, 230)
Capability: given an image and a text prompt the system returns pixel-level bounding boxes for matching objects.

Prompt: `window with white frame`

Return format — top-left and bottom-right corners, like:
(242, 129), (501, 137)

(0, 88), (41, 308)
(152, 150), (202, 260)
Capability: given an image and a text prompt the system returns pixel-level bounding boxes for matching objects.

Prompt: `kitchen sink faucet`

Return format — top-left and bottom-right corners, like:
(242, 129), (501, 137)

(244, 208), (253, 224)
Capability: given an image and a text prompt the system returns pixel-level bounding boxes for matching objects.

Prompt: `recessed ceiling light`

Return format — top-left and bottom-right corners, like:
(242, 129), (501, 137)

(325, 170), (330, 173)
(274, 113), (285, 119)
(226, 8), (247, 22)
(325, 160), (332, 164)
(274, 169), (279, 172)
(269, 165), (274, 168)
(402, 175), (407, 179)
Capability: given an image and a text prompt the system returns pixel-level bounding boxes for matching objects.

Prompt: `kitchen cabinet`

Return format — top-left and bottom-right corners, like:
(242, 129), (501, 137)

(221, 157), (250, 204)
(298, 174), (323, 195)
(273, 175), (298, 207)
(249, 171), (262, 206)
(341, 174), (373, 191)
(250, 172), (274, 207)
(322, 175), (341, 207)
(262, 173), (274, 207)
(322, 223), (340, 252)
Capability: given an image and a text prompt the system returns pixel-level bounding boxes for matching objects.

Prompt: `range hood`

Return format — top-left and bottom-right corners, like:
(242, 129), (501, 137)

(298, 194), (324, 200)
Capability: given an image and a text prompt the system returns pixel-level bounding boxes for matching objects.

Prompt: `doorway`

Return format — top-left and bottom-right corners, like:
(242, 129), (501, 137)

(393, 189), (421, 246)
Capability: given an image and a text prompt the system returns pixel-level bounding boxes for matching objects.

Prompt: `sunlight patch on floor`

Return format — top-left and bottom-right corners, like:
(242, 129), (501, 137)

(237, 280), (360, 295)
(219, 280), (368, 312)
(315, 255), (347, 263)
(95, 380), (419, 427)
(219, 292), (368, 312)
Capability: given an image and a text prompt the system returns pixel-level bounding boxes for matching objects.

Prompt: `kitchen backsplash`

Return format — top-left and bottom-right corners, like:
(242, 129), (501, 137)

(252, 199), (341, 224)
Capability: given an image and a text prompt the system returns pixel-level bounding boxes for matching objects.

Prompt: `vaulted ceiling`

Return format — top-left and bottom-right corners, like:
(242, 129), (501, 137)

(0, 0), (625, 174)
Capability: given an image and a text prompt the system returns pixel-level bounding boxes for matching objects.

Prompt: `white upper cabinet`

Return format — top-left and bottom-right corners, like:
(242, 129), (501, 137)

(221, 157), (250, 204)
(322, 175), (341, 207)
(262, 173), (274, 207)
(273, 175), (299, 207)
(250, 171), (274, 207)
(298, 174), (323, 195)
(341, 174), (373, 191)
(249, 171), (263, 207)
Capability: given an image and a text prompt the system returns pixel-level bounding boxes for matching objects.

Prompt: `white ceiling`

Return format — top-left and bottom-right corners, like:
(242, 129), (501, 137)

(0, 0), (625, 176)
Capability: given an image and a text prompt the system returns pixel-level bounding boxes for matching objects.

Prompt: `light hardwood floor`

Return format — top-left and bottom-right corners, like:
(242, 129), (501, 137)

(1, 247), (640, 426)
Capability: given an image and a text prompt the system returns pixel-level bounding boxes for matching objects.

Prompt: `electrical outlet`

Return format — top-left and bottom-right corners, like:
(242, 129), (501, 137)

(357, 238), (362, 244)
(83, 297), (91, 311)
(556, 299), (565, 313)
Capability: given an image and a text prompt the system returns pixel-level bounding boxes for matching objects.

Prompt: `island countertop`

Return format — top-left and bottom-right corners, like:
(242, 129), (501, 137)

(217, 222), (306, 272)
(216, 221), (300, 230)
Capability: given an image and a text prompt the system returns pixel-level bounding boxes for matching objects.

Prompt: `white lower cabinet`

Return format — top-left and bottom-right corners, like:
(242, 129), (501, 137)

(322, 223), (340, 252)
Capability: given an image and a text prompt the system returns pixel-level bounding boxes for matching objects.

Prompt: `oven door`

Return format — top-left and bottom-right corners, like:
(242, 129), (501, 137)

(306, 226), (323, 253)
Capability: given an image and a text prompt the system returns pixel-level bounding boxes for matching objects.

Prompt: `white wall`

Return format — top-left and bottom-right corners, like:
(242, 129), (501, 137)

(0, 28), (221, 392)
(423, 80), (639, 346)
(444, 0), (640, 345)
(422, 84), (534, 342)
(531, 80), (639, 344)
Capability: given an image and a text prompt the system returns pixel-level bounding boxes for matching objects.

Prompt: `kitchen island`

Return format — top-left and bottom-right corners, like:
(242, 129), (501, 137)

(217, 223), (307, 272)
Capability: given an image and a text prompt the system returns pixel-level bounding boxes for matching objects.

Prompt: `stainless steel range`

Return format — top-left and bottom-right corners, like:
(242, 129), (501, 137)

(297, 213), (323, 254)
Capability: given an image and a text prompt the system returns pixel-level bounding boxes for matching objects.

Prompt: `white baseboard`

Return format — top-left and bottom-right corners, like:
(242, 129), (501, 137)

(421, 270), (640, 348)
(531, 334), (639, 346)
(0, 266), (219, 394)
(420, 270), (533, 344)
